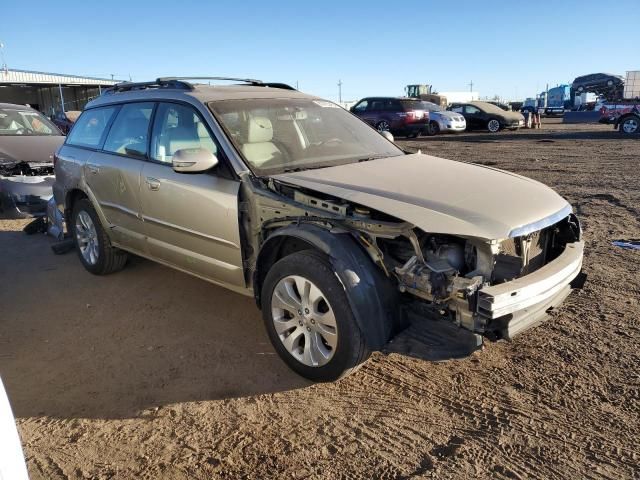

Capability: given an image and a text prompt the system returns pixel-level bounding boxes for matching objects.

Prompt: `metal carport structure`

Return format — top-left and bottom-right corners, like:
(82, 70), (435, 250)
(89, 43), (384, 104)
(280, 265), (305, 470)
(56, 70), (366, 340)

(0, 68), (120, 115)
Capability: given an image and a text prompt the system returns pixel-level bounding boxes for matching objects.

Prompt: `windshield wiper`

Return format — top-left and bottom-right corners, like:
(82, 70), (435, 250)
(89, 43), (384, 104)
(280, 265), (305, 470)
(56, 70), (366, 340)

(282, 165), (329, 173)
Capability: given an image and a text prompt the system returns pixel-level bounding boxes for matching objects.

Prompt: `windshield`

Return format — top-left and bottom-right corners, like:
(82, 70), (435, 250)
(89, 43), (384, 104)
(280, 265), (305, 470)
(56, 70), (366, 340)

(0, 108), (61, 136)
(420, 101), (443, 112)
(208, 98), (404, 174)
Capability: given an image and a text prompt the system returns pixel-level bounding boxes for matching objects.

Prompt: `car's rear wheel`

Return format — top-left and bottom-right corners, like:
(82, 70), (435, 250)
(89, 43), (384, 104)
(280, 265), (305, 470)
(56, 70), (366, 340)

(487, 119), (501, 133)
(620, 116), (639, 134)
(72, 198), (128, 275)
(426, 121), (440, 136)
(376, 120), (390, 132)
(261, 250), (369, 382)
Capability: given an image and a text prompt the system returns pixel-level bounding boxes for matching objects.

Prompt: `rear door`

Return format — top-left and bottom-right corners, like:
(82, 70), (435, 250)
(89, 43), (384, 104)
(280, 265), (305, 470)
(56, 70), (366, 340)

(83, 102), (154, 252)
(139, 102), (245, 288)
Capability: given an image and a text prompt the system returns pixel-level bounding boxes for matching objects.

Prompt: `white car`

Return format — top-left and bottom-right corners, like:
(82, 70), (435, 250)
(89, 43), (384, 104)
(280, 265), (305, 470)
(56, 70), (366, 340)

(421, 101), (466, 135)
(0, 377), (29, 480)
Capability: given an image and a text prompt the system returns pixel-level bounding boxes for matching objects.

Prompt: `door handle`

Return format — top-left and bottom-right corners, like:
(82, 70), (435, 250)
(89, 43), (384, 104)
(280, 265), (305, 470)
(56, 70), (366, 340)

(145, 177), (161, 191)
(86, 164), (100, 175)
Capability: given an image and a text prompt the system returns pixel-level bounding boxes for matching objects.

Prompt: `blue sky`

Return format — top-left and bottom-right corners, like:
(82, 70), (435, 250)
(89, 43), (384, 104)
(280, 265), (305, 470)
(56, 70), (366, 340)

(1, 0), (638, 101)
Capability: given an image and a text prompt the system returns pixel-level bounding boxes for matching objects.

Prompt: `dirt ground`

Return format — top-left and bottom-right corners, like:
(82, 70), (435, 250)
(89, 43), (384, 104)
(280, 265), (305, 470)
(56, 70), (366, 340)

(1, 119), (638, 479)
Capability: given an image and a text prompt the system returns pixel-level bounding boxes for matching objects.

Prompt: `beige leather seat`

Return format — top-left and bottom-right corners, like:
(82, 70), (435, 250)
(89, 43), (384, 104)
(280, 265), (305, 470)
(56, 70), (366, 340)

(241, 117), (281, 166)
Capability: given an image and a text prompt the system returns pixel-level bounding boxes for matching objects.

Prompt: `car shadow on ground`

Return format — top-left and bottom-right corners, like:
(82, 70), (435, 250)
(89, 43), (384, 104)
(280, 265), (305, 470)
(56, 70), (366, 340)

(0, 229), (481, 420)
(0, 230), (312, 420)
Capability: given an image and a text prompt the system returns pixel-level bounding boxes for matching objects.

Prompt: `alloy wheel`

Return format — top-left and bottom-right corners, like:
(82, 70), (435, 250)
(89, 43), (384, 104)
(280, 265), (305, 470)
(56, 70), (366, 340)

(488, 119), (500, 133)
(271, 275), (338, 367)
(75, 210), (99, 265)
(622, 118), (639, 134)
(376, 121), (390, 132)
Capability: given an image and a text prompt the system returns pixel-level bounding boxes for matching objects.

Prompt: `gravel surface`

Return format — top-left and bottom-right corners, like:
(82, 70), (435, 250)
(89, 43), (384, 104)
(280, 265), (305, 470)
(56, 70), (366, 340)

(1, 119), (638, 479)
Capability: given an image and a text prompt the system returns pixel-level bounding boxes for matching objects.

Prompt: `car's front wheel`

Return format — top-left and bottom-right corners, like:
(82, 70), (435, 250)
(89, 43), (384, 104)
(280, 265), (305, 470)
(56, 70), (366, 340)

(487, 119), (501, 133)
(72, 198), (128, 275)
(261, 250), (369, 382)
(426, 121), (440, 136)
(375, 120), (390, 132)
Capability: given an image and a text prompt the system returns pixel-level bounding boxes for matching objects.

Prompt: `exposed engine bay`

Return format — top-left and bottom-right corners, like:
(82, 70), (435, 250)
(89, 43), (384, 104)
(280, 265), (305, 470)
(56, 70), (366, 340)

(242, 175), (582, 339)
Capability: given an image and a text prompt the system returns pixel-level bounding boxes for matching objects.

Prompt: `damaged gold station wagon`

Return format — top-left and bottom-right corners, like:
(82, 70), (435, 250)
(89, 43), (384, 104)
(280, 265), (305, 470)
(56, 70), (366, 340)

(54, 77), (585, 381)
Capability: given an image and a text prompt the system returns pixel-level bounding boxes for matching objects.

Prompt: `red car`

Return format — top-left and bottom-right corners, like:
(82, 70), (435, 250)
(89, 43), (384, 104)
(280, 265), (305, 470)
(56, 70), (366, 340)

(350, 97), (429, 138)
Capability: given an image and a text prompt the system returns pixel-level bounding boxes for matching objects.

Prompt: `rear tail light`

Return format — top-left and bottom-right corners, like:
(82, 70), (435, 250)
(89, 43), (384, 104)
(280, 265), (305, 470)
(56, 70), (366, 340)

(405, 110), (428, 121)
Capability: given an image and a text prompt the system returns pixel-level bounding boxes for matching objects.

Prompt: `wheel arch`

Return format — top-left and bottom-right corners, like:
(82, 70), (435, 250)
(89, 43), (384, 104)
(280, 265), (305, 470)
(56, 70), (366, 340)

(64, 188), (88, 223)
(616, 112), (640, 128)
(254, 223), (398, 349)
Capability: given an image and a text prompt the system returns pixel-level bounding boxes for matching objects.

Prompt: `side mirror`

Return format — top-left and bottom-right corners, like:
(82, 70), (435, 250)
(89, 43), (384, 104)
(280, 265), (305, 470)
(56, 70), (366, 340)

(172, 148), (218, 173)
(380, 130), (394, 143)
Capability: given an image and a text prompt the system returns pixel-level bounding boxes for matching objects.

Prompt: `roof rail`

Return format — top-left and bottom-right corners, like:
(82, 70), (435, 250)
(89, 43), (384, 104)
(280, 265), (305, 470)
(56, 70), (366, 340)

(158, 76), (264, 85)
(104, 78), (193, 94)
(103, 77), (296, 96)
(159, 77), (296, 90)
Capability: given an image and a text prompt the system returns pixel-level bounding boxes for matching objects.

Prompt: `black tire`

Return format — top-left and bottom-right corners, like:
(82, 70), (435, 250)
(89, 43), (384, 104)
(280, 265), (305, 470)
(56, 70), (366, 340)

(619, 115), (640, 135)
(426, 121), (440, 136)
(407, 130), (421, 138)
(71, 198), (128, 275)
(261, 250), (369, 382)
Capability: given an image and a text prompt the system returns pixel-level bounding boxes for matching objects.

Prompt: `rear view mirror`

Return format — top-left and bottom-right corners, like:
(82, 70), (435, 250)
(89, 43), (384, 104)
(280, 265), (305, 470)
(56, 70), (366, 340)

(172, 148), (218, 173)
(380, 130), (395, 143)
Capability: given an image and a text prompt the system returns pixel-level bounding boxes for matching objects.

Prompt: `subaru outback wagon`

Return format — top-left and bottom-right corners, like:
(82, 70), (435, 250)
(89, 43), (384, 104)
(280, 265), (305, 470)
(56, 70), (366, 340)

(54, 77), (584, 382)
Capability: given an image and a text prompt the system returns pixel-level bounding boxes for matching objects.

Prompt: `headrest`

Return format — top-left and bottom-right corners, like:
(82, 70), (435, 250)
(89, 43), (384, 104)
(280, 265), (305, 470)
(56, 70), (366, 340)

(247, 116), (273, 143)
(168, 126), (200, 154)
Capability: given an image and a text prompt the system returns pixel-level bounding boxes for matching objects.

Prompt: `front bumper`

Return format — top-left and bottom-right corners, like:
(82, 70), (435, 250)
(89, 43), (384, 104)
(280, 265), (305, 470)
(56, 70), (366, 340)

(477, 240), (584, 339)
(442, 122), (466, 132)
(0, 175), (55, 218)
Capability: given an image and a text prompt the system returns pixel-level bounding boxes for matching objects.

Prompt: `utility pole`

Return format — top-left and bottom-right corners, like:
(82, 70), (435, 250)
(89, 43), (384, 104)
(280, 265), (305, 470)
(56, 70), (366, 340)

(468, 80), (474, 92)
(0, 42), (8, 74)
(337, 79), (342, 103)
(295, 80), (299, 90)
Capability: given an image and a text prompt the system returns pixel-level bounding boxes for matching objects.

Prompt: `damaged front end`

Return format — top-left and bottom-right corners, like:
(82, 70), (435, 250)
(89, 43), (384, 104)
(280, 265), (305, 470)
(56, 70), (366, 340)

(390, 212), (584, 339)
(0, 160), (55, 218)
(244, 176), (584, 343)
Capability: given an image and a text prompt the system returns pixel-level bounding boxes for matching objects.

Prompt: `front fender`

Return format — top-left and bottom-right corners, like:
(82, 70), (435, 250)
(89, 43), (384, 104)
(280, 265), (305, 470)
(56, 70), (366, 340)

(256, 223), (398, 349)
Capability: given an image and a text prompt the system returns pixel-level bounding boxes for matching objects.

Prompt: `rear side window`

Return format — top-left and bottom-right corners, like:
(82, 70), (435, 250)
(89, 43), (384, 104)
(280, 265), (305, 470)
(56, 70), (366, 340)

(66, 106), (118, 148)
(103, 102), (154, 158)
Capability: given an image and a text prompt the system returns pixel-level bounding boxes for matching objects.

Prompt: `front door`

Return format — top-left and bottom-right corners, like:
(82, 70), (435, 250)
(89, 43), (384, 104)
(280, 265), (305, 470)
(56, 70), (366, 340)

(140, 102), (245, 289)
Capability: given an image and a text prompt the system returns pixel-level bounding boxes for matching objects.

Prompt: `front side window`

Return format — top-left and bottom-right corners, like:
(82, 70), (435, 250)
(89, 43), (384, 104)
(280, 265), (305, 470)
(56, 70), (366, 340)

(150, 103), (218, 164)
(209, 98), (404, 175)
(352, 100), (368, 112)
(103, 102), (154, 158)
(66, 106), (118, 148)
(0, 107), (61, 136)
